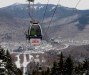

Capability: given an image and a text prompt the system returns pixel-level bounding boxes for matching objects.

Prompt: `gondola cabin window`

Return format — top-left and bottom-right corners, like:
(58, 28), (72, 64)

(30, 24), (42, 37)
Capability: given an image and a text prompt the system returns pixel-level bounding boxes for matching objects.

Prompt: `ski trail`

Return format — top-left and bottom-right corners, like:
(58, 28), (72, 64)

(29, 55), (34, 62)
(23, 53), (29, 75)
(15, 55), (21, 68)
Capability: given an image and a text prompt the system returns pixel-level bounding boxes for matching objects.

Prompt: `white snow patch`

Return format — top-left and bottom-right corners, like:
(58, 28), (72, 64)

(15, 55), (21, 68)
(22, 54), (30, 75)
(29, 55), (34, 62)
(42, 57), (46, 63)
(34, 55), (40, 63)
(49, 6), (55, 11)
(34, 6), (37, 9)
(22, 54), (29, 67)
(34, 58), (40, 63)
(26, 7), (28, 10)
(36, 55), (39, 58)
(39, 6), (44, 9)
(21, 7), (24, 10)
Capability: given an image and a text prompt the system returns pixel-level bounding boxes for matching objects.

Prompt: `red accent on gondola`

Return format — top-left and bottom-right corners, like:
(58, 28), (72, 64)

(32, 40), (40, 43)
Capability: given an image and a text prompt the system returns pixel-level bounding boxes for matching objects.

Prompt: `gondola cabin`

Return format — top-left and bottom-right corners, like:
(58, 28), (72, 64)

(26, 21), (42, 46)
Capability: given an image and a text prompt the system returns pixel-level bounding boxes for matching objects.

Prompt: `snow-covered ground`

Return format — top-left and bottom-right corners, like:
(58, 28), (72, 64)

(54, 38), (89, 46)
(15, 55), (21, 68)
(14, 53), (46, 74)
(0, 40), (66, 53)
(15, 53), (35, 74)
(0, 39), (89, 54)
(2, 39), (89, 73)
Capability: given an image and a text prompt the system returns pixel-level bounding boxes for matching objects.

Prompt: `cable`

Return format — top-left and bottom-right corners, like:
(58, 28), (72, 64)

(44, 0), (61, 39)
(74, 0), (81, 9)
(32, 1), (35, 20)
(70, 0), (81, 15)
(46, 0), (81, 26)
(41, 0), (50, 24)
(26, 0), (34, 41)
(45, 0), (81, 40)
(28, 1), (34, 21)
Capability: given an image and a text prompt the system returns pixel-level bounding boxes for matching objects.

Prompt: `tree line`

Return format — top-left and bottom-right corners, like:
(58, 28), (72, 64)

(32, 53), (89, 75)
(0, 46), (22, 75)
(1, 46), (89, 75)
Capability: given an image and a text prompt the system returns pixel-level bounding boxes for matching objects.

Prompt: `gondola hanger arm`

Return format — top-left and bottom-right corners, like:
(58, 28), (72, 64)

(27, 0), (34, 2)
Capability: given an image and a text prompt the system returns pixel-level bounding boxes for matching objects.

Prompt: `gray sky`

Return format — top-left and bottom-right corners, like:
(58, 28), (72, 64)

(0, 0), (89, 10)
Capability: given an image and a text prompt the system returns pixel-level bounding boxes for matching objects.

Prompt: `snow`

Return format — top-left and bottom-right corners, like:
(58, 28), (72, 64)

(22, 53), (30, 75)
(21, 7), (24, 10)
(0, 60), (5, 69)
(49, 6), (55, 11)
(1, 39), (89, 55)
(26, 7), (28, 10)
(0, 65), (5, 69)
(22, 54), (28, 67)
(29, 55), (34, 61)
(34, 41), (53, 52)
(34, 6), (37, 9)
(15, 55), (21, 68)
(83, 73), (86, 75)
(34, 58), (40, 63)
(0, 60), (3, 63)
(0, 40), (67, 54)
(42, 57), (46, 63)
(34, 55), (40, 63)
(36, 55), (39, 58)
(33, 6), (44, 10)
(39, 6), (44, 9)
(15, 53), (35, 75)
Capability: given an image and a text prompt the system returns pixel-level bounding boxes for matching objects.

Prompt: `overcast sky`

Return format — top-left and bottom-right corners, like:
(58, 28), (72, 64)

(0, 0), (89, 10)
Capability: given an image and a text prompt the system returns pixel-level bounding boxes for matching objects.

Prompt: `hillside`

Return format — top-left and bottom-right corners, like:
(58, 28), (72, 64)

(0, 3), (89, 42)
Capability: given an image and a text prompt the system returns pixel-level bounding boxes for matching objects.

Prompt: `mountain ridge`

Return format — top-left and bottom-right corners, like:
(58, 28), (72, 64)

(0, 4), (89, 42)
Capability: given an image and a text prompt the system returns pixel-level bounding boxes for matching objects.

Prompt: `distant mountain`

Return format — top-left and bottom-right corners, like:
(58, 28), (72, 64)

(0, 4), (73, 19)
(0, 3), (89, 42)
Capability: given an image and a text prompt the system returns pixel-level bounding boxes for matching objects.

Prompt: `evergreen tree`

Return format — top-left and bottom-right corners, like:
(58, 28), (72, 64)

(4, 50), (14, 74)
(83, 59), (89, 71)
(64, 55), (73, 75)
(82, 59), (89, 75)
(45, 67), (50, 75)
(51, 62), (58, 75)
(75, 64), (84, 75)
(58, 52), (64, 75)
(32, 70), (36, 75)
(0, 47), (7, 74)
(41, 70), (45, 75)
(3, 50), (22, 75)
(0, 46), (5, 59)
